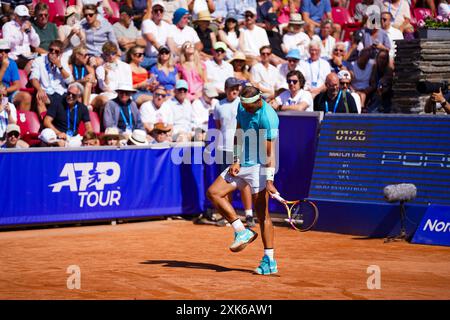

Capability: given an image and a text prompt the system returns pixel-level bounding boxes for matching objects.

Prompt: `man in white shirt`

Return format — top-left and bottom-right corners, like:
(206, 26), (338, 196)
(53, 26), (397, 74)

(238, 7), (270, 66)
(141, 1), (171, 69)
(381, 11), (403, 60)
(272, 70), (313, 112)
(250, 45), (283, 101)
(2, 5), (40, 71)
(140, 86), (174, 135)
(30, 40), (73, 117)
(205, 42), (234, 97)
(298, 40), (331, 98)
(163, 79), (195, 142)
(167, 7), (202, 56)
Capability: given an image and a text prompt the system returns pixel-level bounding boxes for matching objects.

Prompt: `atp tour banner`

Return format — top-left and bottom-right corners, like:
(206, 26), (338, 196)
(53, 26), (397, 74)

(411, 205), (450, 247)
(0, 147), (205, 226)
(310, 114), (450, 205)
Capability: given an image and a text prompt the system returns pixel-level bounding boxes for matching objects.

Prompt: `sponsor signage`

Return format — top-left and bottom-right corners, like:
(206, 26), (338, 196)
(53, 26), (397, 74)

(412, 205), (450, 247)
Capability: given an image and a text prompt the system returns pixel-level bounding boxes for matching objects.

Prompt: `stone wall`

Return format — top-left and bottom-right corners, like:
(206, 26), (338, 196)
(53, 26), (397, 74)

(392, 39), (450, 113)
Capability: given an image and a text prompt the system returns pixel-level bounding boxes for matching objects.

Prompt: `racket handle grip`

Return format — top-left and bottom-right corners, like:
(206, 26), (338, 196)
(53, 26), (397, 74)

(270, 192), (285, 203)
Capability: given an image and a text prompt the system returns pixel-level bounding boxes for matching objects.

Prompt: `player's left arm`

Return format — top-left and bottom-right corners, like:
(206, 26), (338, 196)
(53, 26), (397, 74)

(265, 138), (279, 195)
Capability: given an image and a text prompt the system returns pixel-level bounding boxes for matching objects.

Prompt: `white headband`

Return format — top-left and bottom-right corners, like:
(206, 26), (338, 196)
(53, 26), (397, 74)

(240, 94), (260, 104)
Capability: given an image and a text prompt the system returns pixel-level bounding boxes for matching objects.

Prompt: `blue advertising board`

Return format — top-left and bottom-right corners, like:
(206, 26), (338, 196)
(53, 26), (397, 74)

(411, 205), (450, 247)
(0, 146), (205, 226)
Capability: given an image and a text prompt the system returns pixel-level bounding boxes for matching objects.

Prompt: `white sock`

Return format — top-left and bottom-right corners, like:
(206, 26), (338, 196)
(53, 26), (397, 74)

(231, 219), (246, 232)
(244, 209), (253, 217)
(264, 249), (274, 260)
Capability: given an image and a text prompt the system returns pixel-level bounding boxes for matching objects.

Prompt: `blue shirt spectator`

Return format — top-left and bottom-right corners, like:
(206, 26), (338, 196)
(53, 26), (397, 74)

(1, 58), (20, 98)
(301, 0), (331, 24)
(150, 64), (178, 91)
(213, 0), (228, 19)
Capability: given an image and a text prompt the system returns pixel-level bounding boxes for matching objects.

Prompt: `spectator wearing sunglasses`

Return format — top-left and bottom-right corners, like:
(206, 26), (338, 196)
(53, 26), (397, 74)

(328, 42), (349, 74)
(31, 2), (58, 54)
(150, 122), (172, 144)
(149, 45), (178, 97)
(2, 5), (40, 71)
(0, 83), (18, 139)
(30, 40), (73, 118)
(250, 45), (283, 101)
(68, 45), (97, 106)
(239, 7), (270, 66)
(127, 45), (155, 107)
(1, 124), (28, 149)
(205, 42), (234, 98)
(140, 85), (174, 135)
(43, 82), (92, 141)
(272, 70), (313, 112)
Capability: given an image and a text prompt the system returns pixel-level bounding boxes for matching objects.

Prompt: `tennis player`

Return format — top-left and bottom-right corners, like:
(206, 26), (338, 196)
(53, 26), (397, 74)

(206, 85), (280, 275)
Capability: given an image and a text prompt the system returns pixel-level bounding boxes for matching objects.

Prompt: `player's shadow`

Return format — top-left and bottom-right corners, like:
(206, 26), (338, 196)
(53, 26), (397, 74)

(141, 260), (254, 274)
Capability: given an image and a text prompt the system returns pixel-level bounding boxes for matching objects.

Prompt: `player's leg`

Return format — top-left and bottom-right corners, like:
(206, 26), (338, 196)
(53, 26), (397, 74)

(253, 186), (277, 275)
(241, 185), (255, 227)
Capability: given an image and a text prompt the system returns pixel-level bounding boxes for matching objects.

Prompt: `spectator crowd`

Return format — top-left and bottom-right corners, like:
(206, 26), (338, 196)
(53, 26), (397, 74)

(1, 0), (449, 149)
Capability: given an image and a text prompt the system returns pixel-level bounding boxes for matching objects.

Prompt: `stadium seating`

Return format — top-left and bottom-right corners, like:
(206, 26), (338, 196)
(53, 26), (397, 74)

(332, 7), (362, 41)
(107, 0), (121, 24)
(18, 70), (35, 94)
(38, 0), (67, 26)
(78, 111), (101, 136)
(16, 110), (41, 145)
(347, 0), (362, 17)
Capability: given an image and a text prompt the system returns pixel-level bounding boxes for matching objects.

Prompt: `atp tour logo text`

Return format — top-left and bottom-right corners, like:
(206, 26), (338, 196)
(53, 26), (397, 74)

(49, 162), (121, 208)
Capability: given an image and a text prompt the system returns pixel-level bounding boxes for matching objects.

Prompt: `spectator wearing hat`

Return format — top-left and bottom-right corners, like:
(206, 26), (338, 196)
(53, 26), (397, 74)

(229, 51), (255, 86)
(36, 128), (65, 147)
(31, 2), (58, 54)
(30, 40), (73, 117)
(82, 130), (101, 146)
(150, 122), (172, 144)
(177, 41), (207, 102)
(0, 83), (18, 139)
(160, 0), (188, 23)
(311, 19), (336, 60)
(149, 45), (178, 96)
(272, 70), (313, 112)
(250, 45), (283, 101)
(2, 5), (40, 71)
(1, 1), (34, 16)
(43, 82), (92, 141)
(58, 6), (84, 51)
(337, 69), (362, 113)
(0, 39), (22, 103)
(127, 129), (149, 146)
(362, 6), (390, 59)
(277, 49), (302, 89)
(217, 13), (240, 59)
(167, 8), (203, 56)
(192, 83), (219, 140)
(113, 5), (146, 53)
(92, 41), (133, 114)
(141, 1), (172, 70)
(127, 45), (156, 107)
(103, 84), (143, 137)
(102, 127), (122, 146)
(282, 14), (310, 60)
(1, 124), (28, 149)
(164, 79), (195, 142)
(193, 10), (216, 58)
(239, 7), (270, 66)
(329, 42), (350, 74)
(298, 40), (332, 98)
(313, 72), (358, 113)
(205, 42), (234, 97)
(140, 86), (173, 135)
(263, 13), (286, 65)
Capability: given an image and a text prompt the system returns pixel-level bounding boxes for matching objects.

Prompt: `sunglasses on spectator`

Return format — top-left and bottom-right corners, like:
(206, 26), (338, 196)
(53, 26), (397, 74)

(215, 49), (225, 54)
(7, 132), (19, 138)
(0, 49), (10, 54)
(287, 79), (298, 85)
(159, 50), (170, 55)
(154, 130), (168, 135)
(67, 92), (79, 98)
(78, 52), (88, 57)
(176, 88), (187, 93)
(334, 48), (345, 52)
(19, 16), (29, 21)
(287, 59), (298, 63)
(340, 81), (350, 86)
(153, 8), (164, 13)
(49, 48), (61, 55)
(261, 52), (271, 56)
(245, 14), (254, 18)
(84, 12), (96, 17)
(118, 91), (132, 95)
(183, 44), (194, 49)
(103, 52), (117, 58)
(154, 93), (166, 98)
(38, 13), (49, 18)
(133, 52), (144, 57)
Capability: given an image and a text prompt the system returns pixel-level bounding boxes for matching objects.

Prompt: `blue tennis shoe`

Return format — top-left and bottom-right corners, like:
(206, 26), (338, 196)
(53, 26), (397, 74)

(229, 228), (258, 252)
(255, 255), (278, 275)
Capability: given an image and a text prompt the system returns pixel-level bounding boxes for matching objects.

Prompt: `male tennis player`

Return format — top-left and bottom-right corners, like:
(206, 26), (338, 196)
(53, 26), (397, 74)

(207, 85), (280, 275)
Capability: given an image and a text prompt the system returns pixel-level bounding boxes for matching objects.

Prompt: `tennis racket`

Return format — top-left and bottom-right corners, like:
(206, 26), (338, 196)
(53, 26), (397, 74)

(271, 193), (319, 232)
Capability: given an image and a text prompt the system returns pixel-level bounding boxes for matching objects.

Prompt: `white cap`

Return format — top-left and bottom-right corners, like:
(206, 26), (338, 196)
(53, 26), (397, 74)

(243, 7), (257, 16)
(14, 5), (30, 17)
(152, 0), (166, 9)
(337, 70), (352, 81)
(116, 84), (137, 92)
(39, 128), (60, 144)
(128, 129), (148, 146)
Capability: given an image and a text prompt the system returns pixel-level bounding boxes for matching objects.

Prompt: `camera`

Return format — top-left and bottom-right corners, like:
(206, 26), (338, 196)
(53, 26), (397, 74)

(416, 80), (449, 94)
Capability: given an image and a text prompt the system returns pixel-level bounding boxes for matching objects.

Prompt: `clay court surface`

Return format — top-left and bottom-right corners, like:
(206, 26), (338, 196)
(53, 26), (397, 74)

(1, 219), (449, 300)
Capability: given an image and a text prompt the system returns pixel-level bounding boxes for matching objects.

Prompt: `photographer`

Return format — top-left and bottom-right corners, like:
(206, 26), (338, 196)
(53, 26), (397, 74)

(424, 88), (450, 115)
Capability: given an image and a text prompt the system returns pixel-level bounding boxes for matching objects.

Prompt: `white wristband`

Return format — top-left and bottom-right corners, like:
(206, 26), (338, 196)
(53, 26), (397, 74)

(263, 167), (275, 181)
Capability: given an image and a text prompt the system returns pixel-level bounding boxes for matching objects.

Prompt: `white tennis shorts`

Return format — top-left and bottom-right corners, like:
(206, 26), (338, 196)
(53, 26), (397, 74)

(220, 164), (266, 194)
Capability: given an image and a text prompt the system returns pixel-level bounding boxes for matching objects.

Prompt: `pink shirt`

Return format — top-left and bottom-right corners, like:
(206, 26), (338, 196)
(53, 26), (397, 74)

(177, 62), (205, 102)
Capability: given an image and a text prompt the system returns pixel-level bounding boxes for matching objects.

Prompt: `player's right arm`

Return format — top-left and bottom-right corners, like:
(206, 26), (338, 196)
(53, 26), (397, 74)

(229, 122), (242, 176)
